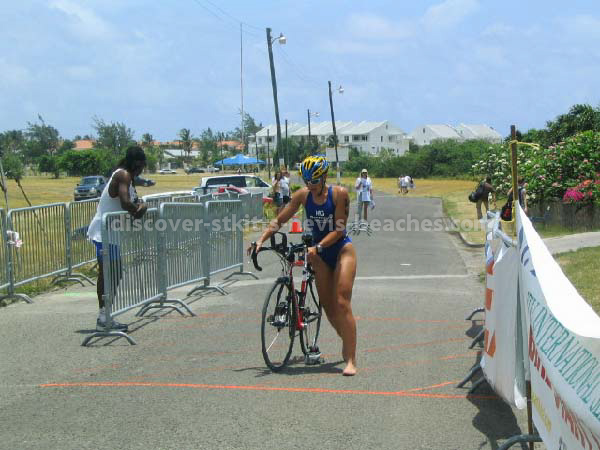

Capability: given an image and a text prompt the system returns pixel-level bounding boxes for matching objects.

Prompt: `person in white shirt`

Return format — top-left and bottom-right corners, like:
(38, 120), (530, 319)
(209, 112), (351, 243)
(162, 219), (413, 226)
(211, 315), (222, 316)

(354, 168), (373, 221)
(404, 175), (411, 194)
(399, 175), (407, 194)
(87, 146), (148, 332)
(279, 169), (291, 212)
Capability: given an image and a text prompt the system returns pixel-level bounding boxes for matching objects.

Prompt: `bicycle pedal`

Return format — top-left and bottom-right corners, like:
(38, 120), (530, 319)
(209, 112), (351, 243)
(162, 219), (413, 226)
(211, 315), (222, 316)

(304, 352), (323, 365)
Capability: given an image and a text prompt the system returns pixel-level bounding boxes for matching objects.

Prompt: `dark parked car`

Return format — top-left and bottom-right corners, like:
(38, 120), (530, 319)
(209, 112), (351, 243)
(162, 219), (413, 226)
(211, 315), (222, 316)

(134, 176), (156, 187)
(185, 167), (205, 174)
(74, 176), (107, 201)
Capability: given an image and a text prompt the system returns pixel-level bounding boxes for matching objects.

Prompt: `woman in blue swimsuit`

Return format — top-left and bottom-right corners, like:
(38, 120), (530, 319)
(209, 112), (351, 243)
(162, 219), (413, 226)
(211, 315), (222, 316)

(249, 156), (357, 375)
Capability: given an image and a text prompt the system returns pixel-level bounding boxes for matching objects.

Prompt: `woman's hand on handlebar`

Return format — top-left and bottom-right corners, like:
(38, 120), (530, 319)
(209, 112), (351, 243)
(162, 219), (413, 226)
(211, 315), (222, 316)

(247, 240), (264, 257)
(306, 246), (318, 265)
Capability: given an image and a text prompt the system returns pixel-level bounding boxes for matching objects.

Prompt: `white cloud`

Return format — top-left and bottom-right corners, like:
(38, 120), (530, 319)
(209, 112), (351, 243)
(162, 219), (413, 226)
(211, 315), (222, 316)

(560, 14), (600, 39)
(481, 23), (514, 38)
(0, 59), (32, 86)
(320, 39), (397, 56)
(346, 13), (415, 40)
(422, 0), (479, 30)
(65, 65), (94, 80)
(50, 0), (116, 41)
(473, 45), (509, 67)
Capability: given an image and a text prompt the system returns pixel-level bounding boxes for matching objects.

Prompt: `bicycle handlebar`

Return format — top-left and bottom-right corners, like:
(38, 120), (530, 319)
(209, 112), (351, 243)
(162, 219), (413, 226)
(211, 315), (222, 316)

(250, 232), (312, 272)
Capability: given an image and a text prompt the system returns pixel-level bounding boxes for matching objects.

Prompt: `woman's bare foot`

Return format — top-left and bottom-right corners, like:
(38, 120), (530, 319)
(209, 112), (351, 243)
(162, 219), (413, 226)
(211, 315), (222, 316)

(343, 360), (357, 376)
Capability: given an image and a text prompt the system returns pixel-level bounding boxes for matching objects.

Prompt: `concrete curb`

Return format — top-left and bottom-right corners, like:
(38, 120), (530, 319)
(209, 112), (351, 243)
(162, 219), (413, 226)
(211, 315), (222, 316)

(454, 230), (485, 248)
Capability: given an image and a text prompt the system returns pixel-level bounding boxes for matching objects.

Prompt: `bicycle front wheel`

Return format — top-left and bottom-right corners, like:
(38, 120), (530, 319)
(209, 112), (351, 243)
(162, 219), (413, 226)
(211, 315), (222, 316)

(299, 279), (322, 355)
(261, 280), (295, 372)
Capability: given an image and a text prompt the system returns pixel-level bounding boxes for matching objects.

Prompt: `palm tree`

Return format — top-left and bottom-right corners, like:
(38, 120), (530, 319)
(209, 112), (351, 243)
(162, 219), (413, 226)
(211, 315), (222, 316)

(179, 128), (193, 162)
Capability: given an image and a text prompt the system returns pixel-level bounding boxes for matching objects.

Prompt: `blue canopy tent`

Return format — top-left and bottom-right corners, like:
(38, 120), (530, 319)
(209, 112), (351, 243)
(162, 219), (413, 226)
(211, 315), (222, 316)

(213, 154), (265, 166)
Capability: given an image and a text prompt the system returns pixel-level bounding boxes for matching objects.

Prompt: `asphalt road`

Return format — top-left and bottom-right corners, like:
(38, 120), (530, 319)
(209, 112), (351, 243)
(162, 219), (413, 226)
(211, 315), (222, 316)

(0, 193), (533, 449)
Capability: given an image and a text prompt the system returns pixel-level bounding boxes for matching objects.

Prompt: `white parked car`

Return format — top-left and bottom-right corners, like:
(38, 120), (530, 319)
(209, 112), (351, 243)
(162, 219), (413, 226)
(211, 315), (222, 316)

(199, 174), (271, 197)
(158, 168), (177, 174)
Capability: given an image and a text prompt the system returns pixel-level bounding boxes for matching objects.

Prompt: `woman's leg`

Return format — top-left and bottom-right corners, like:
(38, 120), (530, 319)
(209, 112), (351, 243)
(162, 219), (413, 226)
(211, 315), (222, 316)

(309, 254), (340, 337)
(362, 202), (368, 221)
(333, 244), (358, 375)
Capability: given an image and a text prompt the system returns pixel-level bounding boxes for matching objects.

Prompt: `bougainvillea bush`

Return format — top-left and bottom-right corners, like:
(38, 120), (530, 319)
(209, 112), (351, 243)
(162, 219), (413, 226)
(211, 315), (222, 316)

(472, 131), (600, 205)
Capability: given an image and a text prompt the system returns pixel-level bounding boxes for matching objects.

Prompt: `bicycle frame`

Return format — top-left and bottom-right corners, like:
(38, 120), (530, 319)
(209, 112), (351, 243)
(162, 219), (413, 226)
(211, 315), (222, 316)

(252, 232), (314, 332)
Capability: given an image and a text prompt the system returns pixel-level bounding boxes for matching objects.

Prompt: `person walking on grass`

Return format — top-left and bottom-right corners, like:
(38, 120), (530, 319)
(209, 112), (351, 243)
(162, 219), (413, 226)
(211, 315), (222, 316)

(476, 176), (496, 220)
(87, 146), (148, 332)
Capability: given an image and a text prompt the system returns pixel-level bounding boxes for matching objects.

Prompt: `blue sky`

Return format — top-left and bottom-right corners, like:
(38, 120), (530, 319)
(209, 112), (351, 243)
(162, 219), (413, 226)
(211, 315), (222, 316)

(2, 0), (600, 141)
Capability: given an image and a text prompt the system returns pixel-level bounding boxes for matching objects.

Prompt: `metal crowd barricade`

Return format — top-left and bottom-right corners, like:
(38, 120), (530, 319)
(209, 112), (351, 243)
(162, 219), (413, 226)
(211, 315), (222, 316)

(6, 203), (77, 292)
(249, 193), (264, 222)
(0, 208), (10, 294)
(188, 200), (256, 297)
(63, 199), (99, 285)
(82, 209), (165, 346)
(138, 203), (212, 315)
(143, 195), (173, 209)
(137, 203), (202, 316)
(171, 195), (197, 203)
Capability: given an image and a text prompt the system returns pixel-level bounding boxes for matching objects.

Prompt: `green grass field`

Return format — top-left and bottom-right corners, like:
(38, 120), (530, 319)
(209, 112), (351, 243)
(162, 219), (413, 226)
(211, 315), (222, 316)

(2, 173), (599, 314)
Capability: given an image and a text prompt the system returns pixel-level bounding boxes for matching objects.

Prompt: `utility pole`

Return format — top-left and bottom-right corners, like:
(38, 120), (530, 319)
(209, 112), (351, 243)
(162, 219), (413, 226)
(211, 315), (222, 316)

(255, 137), (259, 173)
(285, 119), (288, 169)
(240, 23), (245, 153)
(328, 81), (340, 185)
(267, 128), (271, 180)
(0, 157), (9, 210)
(220, 132), (224, 173)
(266, 28), (283, 163)
(307, 109), (312, 149)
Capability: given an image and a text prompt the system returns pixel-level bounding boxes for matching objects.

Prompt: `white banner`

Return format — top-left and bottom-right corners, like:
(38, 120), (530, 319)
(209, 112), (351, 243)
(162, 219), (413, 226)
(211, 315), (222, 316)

(518, 203), (600, 449)
(481, 215), (527, 409)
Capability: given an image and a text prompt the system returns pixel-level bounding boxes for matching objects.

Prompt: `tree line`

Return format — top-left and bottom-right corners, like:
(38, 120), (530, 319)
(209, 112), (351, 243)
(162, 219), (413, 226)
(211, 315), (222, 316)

(345, 103), (600, 181)
(0, 113), (263, 181)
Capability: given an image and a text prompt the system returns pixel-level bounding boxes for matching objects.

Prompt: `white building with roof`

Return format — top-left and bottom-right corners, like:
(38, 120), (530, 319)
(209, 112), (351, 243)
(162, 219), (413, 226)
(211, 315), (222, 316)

(409, 125), (462, 146)
(455, 124), (502, 143)
(409, 124), (503, 146)
(252, 120), (410, 156)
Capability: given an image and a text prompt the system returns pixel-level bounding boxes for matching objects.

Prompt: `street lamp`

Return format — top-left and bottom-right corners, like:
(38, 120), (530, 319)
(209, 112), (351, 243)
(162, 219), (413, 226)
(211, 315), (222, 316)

(328, 81), (344, 185)
(307, 109), (319, 155)
(266, 28), (286, 165)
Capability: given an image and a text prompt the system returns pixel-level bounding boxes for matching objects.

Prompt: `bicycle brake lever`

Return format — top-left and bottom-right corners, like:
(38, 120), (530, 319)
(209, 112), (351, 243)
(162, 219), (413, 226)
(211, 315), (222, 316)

(251, 244), (263, 271)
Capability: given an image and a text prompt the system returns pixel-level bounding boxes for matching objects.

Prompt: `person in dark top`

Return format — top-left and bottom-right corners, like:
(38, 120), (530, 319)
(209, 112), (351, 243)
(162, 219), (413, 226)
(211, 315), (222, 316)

(476, 176), (496, 220)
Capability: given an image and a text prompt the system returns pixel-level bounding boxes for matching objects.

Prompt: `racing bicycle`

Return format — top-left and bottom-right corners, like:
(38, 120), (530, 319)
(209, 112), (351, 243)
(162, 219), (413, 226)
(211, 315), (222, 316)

(251, 232), (323, 372)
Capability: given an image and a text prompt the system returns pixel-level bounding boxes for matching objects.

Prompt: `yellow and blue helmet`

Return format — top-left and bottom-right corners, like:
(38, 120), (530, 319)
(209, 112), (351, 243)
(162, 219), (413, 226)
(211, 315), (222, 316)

(299, 156), (329, 182)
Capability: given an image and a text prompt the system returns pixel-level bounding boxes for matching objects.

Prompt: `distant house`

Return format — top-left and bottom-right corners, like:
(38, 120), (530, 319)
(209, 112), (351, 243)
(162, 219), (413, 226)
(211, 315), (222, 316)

(409, 124), (503, 146)
(409, 125), (462, 146)
(216, 140), (245, 152)
(74, 139), (95, 150)
(339, 121), (410, 155)
(455, 124), (502, 143)
(252, 121), (411, 156)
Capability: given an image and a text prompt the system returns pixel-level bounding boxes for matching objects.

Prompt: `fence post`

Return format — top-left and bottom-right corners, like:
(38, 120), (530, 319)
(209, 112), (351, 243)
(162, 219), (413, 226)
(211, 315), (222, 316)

(0, 210), (33, 304)
(187, 202), (227, 296)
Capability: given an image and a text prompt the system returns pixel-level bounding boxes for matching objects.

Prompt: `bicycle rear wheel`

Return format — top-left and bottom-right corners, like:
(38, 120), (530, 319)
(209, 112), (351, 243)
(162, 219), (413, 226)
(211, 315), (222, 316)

(299, 279), (322, 355)
(261, 280), (295, 372)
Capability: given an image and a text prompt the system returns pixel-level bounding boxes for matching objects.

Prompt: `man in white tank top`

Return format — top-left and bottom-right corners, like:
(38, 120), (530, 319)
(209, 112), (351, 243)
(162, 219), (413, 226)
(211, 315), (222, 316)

(87, 146), (148, 332)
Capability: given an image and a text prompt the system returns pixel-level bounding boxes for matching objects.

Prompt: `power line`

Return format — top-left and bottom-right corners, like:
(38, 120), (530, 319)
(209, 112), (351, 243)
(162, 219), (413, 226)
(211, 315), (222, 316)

(202, 0), (263, 32)
(275, 45), (322, 88)
(189, 0), (263, 39)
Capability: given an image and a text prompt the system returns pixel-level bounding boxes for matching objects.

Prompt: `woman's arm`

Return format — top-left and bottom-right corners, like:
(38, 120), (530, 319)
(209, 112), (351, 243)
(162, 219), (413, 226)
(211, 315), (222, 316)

(253, 188), (304, 249)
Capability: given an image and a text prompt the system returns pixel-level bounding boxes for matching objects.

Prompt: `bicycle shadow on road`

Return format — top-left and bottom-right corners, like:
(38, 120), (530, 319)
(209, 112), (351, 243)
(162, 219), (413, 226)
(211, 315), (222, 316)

(233, 357), (345, 379)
